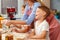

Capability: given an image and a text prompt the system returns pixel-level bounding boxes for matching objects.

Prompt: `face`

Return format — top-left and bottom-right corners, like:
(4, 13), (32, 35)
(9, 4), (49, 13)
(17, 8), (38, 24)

(24, 0), (27, 4)
(27, 0), (33, 5)
(35, 8), (46, 20)
(21, 7), (25, 14)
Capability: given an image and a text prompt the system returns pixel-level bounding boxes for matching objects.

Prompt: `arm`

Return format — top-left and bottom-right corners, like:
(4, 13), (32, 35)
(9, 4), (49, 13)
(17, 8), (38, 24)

(6, 5), (28, 26)
(28, 29), (35, 37)
(6, 20), (26, 26)
(25, 3), (41, 25)
(6, 3), (41, 26)
(12, 25), (30, 33)
(30, 21), (49, 39)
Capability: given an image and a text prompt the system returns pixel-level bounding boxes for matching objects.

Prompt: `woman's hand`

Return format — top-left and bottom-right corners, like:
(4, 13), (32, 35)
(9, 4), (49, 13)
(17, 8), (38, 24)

(11, 27), (19, 32)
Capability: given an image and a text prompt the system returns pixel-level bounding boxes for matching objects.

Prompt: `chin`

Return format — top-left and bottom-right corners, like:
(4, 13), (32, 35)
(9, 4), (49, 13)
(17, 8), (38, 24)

(35, 17), (38, 20)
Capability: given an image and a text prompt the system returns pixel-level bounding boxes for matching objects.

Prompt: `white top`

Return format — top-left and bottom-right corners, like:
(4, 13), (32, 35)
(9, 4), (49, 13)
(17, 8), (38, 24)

(35, 20), (50, 40)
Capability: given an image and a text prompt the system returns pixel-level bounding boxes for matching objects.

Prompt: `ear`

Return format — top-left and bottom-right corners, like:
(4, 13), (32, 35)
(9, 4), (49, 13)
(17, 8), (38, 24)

(43, 11), (46, 15)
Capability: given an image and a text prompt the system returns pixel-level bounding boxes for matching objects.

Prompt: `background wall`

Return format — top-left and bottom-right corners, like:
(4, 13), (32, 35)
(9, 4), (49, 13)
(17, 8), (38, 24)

(41, 0), (50, 8)
(17, 0), (24, 18)
(1, 0), (18, 14)
(1, 0), (18, 18)
(0, 0), (60, 18)
(0, 0), (24, 18)
(0, 0), (1, 14)
(51, 0), (60, 11)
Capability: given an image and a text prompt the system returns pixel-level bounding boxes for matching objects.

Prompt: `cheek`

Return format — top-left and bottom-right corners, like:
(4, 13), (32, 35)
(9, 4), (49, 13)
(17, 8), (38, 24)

(35, 14), (40, 19)
(38, 13), (41, 17)
(22, 8), (24, 12)
(36, 12), (40, 15)
(27, 1), (31, 4)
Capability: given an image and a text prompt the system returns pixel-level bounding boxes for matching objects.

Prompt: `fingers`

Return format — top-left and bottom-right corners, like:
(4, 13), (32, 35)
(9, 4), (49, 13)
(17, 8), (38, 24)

(6, 22), (11, 26)
(1, 20), (11, 27)
(1, 20), (8, 24)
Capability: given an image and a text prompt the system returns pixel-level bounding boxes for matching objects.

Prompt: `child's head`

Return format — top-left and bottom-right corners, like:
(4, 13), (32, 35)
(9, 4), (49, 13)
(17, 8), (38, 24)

(35, 6), (50, 20)
(21, 5), (26, 14)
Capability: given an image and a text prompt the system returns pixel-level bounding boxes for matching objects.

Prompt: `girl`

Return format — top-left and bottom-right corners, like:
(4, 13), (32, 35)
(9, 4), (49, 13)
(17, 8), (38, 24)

(27, 6), (50, 40)
(21, 5), (26, 14)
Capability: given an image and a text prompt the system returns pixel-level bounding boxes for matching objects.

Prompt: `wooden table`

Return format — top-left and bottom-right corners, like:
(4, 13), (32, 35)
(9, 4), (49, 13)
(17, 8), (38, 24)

(2, 32), (28, 40)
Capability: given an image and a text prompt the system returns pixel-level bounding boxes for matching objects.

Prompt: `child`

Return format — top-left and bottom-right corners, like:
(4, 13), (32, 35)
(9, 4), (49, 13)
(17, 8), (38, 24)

(21, 5), (26, 14)
(27, 6), (50, 40)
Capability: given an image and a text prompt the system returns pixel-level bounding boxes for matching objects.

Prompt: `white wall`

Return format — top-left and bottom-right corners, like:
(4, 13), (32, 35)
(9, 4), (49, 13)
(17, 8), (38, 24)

(41, 0), (50, 8)
(16, 0), (23, 18)
(0, 0), (1, 14)
(1, 0), (18, 14)
(51, 0), (60, 11)
(0, 0), (50, 18)
(0, 0), (24, 18)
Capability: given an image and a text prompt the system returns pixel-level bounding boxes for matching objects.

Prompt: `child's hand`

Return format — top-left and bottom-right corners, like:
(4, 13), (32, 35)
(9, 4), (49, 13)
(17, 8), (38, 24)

(1, 20), (11, 26)
(11, 27), (16, 32)
(15, 24), (21, 28)
(11, 27), (20, 33)
(1, 20), (8, 24)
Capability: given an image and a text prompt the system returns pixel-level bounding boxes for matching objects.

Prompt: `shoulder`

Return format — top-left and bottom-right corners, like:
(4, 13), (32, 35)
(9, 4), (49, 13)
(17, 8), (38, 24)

(34, 2), (41, 6)
(44, 20), (48, 24)
(34, 2), (40, 5)
(42, 20), (49, 31)
(42, 20), (49, 27)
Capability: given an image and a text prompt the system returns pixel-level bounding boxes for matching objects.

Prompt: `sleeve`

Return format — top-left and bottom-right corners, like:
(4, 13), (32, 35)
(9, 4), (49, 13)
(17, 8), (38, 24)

(42, 22), (49, 31)
(26, 3), (41, 25)
(21, 5), (28, 20)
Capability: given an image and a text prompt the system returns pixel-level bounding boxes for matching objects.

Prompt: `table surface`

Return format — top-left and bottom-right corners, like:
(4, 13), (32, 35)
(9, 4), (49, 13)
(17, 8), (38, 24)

(2, 32), (28, 40)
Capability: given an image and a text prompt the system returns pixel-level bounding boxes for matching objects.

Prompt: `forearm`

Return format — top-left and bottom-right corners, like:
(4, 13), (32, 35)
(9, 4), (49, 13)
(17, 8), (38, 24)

(29, 29), (35, 36)
(16, 25), (30, 33)
(16, 29), (27, 33)
(16, 28), (29, 33)
(30, 35), (46, 39)
(10, 20), (26, 25)
(30, 31), (47, 39)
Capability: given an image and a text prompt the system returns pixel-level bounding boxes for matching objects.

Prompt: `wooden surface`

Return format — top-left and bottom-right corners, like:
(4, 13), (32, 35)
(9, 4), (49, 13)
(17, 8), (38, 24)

(2, 32), (28, 40)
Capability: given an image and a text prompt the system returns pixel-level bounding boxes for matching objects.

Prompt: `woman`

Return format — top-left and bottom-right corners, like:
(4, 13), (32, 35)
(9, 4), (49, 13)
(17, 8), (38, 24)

(1, 0), (41, 33)
(6, 0), (41, 26)
(26, 6), (50, 40)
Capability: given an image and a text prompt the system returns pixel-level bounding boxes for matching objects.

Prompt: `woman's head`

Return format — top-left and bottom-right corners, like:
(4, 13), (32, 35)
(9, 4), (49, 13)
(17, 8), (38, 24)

(35, 6), (50, 20)
(21, 5), (26, 14)
(26, 0), (38, 5)
(27, 0), (37, 3)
